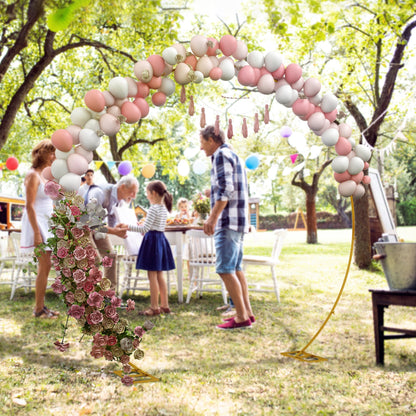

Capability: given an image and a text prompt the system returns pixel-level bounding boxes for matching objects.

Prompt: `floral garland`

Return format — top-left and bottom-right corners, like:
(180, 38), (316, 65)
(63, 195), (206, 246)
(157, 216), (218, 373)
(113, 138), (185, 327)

(42, 181), (152, 386)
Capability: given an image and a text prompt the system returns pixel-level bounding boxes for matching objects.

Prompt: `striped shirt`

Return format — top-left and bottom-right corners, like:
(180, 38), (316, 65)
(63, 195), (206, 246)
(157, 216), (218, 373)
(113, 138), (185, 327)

(211, 143), (249, 233)
(129, 204), (167, 234)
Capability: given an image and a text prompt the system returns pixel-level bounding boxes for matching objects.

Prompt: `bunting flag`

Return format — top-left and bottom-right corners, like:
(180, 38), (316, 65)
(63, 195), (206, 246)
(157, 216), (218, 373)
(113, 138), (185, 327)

(94, 161), (103, 170)
(290, 153), (298, 164)
(106, 161), (116, 170)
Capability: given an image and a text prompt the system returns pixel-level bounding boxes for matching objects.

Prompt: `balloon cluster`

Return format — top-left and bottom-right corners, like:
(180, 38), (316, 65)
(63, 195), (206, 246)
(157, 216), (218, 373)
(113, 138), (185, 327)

(45, 33), (370, 197)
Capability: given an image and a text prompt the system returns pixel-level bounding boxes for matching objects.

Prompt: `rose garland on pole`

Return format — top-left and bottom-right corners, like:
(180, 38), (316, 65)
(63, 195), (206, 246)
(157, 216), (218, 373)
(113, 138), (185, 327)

(40, 181), (152, 386)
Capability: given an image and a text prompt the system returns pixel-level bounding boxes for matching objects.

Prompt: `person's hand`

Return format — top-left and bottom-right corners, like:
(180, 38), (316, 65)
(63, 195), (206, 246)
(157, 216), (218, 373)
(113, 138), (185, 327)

(203, 189), (211, 197)
(34, 232), (43, 247)
(203, 215), (216, 236)
(114, 223), (128, 238)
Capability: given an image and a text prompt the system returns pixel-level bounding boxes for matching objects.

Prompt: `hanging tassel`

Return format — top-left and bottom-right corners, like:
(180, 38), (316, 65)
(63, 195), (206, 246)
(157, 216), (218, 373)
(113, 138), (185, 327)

(264, 104), (270, 124)
(214, 115), (220, 135)
(180, 85), (186, 103)
(188, 95), (194, 116)
(227, 119), (233, 139)
(200, 107), (206, 128)
(242, 118), (248, 138)
(254, 113), (259, 133)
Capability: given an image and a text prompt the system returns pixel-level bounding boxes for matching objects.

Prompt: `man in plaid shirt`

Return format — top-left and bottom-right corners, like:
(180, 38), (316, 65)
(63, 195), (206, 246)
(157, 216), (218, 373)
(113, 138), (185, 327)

(200, 126), (255, 329)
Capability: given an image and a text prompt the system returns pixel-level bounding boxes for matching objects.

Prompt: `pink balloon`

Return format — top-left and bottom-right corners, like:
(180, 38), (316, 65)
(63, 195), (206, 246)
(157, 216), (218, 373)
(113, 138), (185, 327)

(84, 89), (106, 112)
(66, 125), (82, 145)
(184, 54), (198, 69)
(362, 175), (371, 184)
(334, 171), (352, 183)
(237, 65), (256, 86)
(232, 40), (248, 60)
(300, 103), (316, 121)
(307, 112), (326, 131)
(303, 78), (321, 97)
(74, 145), (93, 163)
(206, 37), (220, 56)
(133, 97), (150, 118)
(259, 67), (271, 77)
(219, 35), (237, 56)
(252, 67), (261, 85)
(284, 63), (302, 84)
(324, 108), (338, 123)
(209, 67), (222, 81)
(102, 90), (115, 107)
(147, 76), (162, 90)
(67, 153), (89, 175)
(292, 99), (310, 116)
(351, 171), (364, 184)
(107, 105), (121, 117)
(151, 91), (166, 107)
(364, 162), (370, 170)
(51, 129), (73, 152)
(121, 101), (142, 123)
(271, 64), (285, 80)
(135, 82), (150, 98)
(99, 113), (121, 136)
(147, 54), (165, 77)
(335, 137), (352, 156)
(42, 166), (54, 181)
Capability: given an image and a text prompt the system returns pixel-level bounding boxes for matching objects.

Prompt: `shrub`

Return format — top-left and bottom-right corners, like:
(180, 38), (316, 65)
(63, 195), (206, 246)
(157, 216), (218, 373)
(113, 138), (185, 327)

(397, 198), (416, 225)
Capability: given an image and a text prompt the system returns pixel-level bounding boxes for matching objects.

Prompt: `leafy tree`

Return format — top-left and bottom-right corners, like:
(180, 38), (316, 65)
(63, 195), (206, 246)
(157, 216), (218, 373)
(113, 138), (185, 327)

(262, 0), (416, 267)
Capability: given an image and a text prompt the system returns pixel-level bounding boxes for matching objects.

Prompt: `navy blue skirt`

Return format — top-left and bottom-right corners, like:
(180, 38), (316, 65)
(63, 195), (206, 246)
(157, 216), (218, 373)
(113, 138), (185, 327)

(136, 231), (176, 271)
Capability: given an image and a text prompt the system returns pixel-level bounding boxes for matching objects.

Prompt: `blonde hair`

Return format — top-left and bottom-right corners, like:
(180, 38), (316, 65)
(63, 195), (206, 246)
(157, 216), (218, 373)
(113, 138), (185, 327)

(31, 139), (55, 169)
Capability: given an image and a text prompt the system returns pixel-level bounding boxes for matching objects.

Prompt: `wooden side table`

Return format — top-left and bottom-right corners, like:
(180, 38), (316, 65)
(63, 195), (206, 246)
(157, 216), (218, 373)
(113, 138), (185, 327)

(369, 289), (416, 365)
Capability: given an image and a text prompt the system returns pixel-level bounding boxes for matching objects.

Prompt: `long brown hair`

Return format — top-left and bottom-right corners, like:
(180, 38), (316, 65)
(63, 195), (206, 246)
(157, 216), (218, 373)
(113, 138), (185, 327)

(31, 139), (55, 169)
(147, 180), (173, 212)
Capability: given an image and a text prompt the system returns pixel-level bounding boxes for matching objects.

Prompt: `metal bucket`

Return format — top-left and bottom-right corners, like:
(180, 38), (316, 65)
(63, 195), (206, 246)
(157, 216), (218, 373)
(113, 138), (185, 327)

(373, 242), (416, 290)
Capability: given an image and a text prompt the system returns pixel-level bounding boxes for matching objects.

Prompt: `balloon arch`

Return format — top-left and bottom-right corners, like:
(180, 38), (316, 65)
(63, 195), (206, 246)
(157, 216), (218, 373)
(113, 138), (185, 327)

(45, 34), (371, 196)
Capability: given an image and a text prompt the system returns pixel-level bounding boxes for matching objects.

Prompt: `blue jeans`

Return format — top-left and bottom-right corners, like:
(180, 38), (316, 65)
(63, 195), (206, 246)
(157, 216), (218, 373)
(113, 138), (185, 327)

(214, 228), (244, 274)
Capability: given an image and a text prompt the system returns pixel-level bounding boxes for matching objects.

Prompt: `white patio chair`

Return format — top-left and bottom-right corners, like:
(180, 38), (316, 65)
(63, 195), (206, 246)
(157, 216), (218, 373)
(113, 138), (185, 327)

(242, 228), (287, 302)
(186, 229), (227, 304)
(0, 232), (17, 287)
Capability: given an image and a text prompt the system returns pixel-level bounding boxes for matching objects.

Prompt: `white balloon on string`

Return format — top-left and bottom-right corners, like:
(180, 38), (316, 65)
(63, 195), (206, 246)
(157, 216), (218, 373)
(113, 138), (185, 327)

(192, 159), (208, 175)
(178, 159), (190, 176)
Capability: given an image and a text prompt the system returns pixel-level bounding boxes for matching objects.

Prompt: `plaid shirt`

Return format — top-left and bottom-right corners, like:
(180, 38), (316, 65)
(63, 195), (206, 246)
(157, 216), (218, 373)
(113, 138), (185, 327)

(210, 143), (249, 233)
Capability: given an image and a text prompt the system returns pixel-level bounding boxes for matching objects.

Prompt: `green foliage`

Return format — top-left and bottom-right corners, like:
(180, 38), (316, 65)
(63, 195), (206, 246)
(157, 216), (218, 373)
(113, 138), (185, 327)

(397, 197), (416, 225)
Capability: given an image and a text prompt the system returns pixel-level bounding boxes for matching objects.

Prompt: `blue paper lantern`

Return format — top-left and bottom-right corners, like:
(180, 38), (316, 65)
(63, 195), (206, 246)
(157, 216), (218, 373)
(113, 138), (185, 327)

(245, 155), (260, 170)
(118, 161), (132, 176)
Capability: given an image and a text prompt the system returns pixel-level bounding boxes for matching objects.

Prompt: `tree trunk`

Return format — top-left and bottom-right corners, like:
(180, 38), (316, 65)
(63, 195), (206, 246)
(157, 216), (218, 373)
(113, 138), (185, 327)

(353, 192), (372, 268)
(306, 191), (318, 244)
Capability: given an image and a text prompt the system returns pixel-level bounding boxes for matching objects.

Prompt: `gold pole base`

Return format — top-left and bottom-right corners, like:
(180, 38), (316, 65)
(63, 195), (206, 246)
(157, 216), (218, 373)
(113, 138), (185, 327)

(114, 362), (160, 383)
(281, 350), (327, 362)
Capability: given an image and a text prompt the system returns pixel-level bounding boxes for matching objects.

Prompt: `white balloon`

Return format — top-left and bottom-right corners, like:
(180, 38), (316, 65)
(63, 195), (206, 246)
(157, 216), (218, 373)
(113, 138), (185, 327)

(125, 76), (138, 97)
(348, 156), (365, 175)
(108, 76), (128, 99)
(321, 128), (339, 146)
(307, 112), (325, 131)
(291, 77), (304, 91)
(192, 159), (207, 175)
(70, 107), (91, 128)
(354, 144), (372, 162)
(178, 159), (190, 176)
(59, 173), (82, 192)
(67, 153), (89, 175)
(264, 51), (283, 72)
(320, 93), (338, 113)
(339, 123), (352, 139)
(348, 137), (356, 147)
(193, 71), (204, 83)
(51, 159), (69, 180)
(84, 119), (100, 132)
(162, 46), (178, 66)
(219, 58), (235, 81)
(79, 128), (101, 151)
(55, 148), (74, 160)
(257, 74), (275, 94)
(235, 60), (248, 71)
(159, 77), (176, 96)
(314, 119), (330, 136)
(338, 180), (357, 197)
(284, 89), (299, 107)
(332, 156), (349, 173)
(247, 51), (264, 68)
(190, 35), (208, 57)
(309, 93), (322, 106)
(74, 145), (93, 163)
(353, 184), (366, 199)
(275, 85), (293, 105)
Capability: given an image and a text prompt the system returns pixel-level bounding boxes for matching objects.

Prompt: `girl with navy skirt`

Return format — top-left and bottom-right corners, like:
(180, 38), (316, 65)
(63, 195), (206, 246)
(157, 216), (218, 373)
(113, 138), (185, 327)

(128, 180), (175, 316)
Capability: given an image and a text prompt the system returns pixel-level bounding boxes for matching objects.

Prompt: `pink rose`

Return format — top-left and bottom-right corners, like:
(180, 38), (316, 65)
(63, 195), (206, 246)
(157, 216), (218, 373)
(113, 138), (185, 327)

(65, 291), (75, 304)
(44, 181), (62, 200)
(127, 299), (135, 311)
(55, 228), (65, 239)
(86, 246), (96, 259)
(104, 350), (114, 361)
(120, 355), (130, 365)
(57, 247), (69, 259)
(121, 376), (134, 386)
(87, 310), (103, 325)
(111, 296), (122, 308)
(83, 281), (95, 293)
(68, 304), (85, 320)
(54, 340), (70, 352)
(87, 292), (104, 308)
(123, 365), (132, 374)
(73, 269), (86, 284)
(62, 267), (72, 277)
(71, 227), (84, 239)
(133, 339), (141, 349)
(107, 336), (118, 346)
(93, 333), (108, 347)
(134, 326), (145, 338)
(105, 305), (118, 319)
(102, 256), (113, 268)
(90, 345), (105, 359)
(70, 205), (81, 217)
(73, 246), (87, 261)
(51, 279), (64, 294)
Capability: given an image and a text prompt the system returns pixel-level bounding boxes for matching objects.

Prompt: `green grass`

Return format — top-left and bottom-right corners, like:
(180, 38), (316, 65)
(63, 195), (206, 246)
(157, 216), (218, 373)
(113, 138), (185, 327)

(1, 229), (416, 415)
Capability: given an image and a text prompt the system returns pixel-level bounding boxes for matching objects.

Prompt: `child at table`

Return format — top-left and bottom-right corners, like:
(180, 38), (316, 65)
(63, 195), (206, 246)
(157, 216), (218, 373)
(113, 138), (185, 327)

(175, 198), (193, 220)
(128, 180), (175, 316)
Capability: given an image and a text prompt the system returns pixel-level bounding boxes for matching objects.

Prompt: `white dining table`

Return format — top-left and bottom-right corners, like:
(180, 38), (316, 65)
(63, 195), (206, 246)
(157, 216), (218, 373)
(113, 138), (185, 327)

(164, 225), (202, 303)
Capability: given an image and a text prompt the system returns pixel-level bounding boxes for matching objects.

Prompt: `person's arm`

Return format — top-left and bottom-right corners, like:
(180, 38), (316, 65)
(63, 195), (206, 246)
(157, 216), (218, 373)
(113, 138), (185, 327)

(128, 205), (157, 234)
(106, 224), (128, 238)
(204, 200), (228, 236)
(24, 172), (43, 246)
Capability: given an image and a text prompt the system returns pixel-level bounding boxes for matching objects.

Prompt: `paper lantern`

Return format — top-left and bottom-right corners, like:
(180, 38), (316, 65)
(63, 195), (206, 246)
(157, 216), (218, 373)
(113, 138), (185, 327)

(245, 155), (260, 170)
(118, 161), (132, 176)
(141, 164), (155, 178)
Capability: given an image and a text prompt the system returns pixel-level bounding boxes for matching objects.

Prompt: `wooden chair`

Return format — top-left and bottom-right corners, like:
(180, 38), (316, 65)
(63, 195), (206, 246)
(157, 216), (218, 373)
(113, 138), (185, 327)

(186, 229), (227, 304)
(242, 229), (287, 302)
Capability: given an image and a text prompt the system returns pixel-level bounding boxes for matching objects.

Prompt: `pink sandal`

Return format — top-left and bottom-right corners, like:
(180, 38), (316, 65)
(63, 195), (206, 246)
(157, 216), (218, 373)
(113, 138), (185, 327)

(138, 307), (161, 316)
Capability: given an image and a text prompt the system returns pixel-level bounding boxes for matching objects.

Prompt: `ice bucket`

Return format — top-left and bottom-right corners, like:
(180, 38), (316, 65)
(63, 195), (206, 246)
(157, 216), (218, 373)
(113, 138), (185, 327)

(373, 242), (416, 290)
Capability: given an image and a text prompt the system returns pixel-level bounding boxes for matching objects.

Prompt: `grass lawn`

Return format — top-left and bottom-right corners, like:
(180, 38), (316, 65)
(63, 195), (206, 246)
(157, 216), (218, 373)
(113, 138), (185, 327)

(0, 227), (415, 415)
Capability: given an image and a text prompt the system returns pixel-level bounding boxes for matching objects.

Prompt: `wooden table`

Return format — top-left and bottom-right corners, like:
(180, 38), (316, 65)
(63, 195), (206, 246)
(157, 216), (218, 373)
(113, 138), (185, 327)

(369, 289), (416, 365)
(165, 226), (203, 303)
